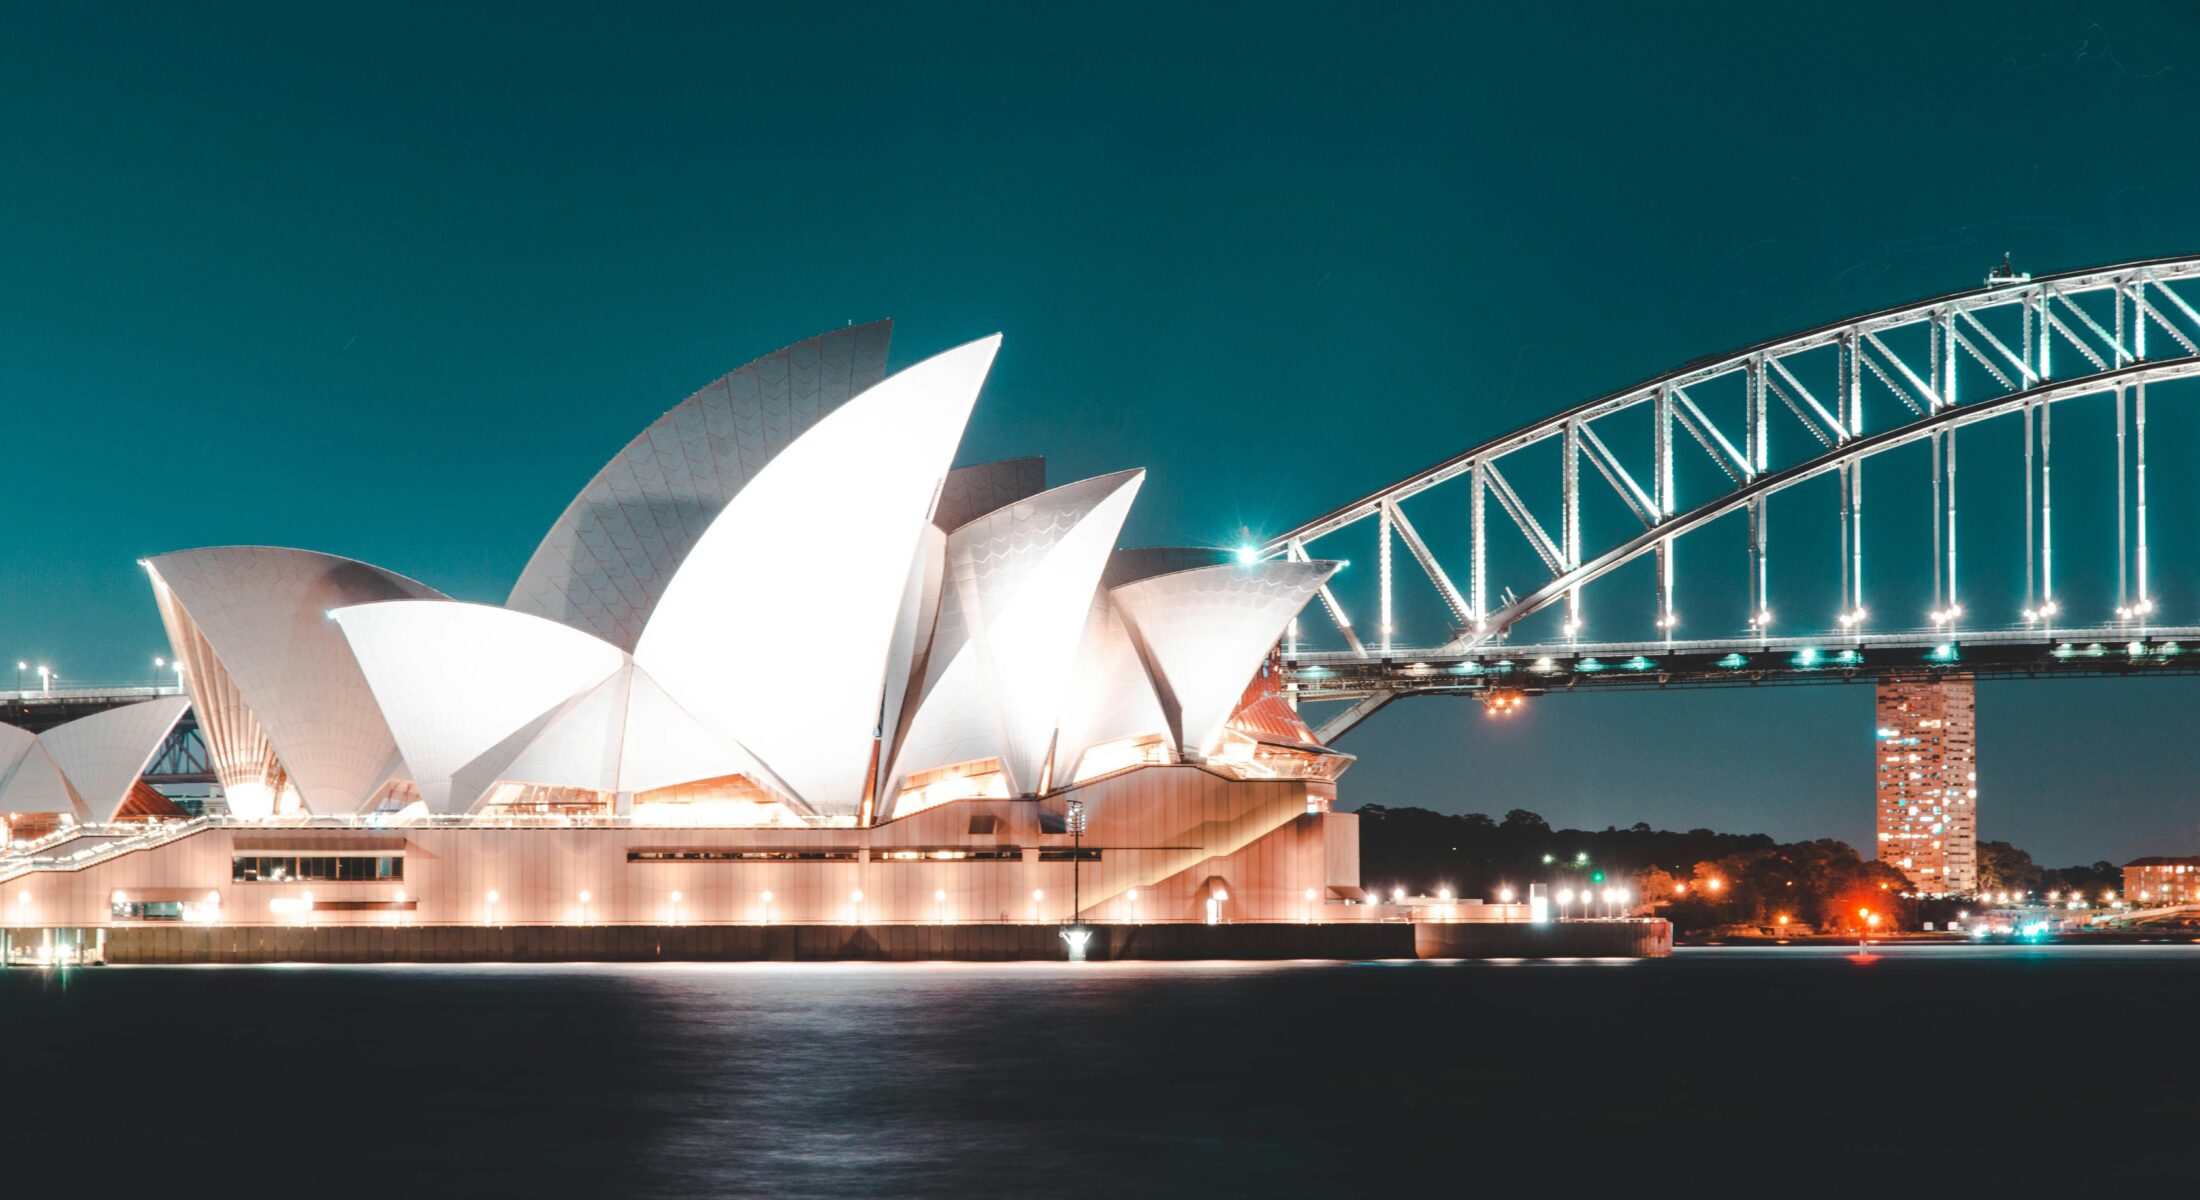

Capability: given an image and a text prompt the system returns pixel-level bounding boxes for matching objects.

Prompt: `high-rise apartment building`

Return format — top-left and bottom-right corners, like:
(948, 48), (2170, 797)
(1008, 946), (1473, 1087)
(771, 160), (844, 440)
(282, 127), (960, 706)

(1874, 676), (1978, 895)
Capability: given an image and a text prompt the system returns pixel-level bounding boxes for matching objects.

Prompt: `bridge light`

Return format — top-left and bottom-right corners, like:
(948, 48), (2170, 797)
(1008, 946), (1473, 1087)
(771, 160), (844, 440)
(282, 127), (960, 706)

(1234, 545), (1258, 565)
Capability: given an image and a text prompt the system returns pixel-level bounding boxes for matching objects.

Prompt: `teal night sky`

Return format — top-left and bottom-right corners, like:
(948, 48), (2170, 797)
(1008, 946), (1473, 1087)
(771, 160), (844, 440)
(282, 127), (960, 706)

(5, 2), (2199, 862)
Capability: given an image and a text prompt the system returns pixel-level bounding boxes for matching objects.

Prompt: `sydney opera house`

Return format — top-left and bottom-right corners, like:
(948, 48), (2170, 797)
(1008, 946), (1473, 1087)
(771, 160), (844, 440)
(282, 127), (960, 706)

(2, 322), (1367, 935)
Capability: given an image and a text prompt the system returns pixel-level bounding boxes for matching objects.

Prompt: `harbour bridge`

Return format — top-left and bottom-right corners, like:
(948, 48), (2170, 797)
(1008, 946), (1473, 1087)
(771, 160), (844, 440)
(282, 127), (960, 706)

(14, 254), (2200, 758)
(1262, 254), (2200, 742)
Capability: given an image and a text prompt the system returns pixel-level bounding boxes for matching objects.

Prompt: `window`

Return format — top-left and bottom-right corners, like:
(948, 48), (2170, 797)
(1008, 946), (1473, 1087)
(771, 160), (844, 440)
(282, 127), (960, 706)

(875, 847), (1023, 862)
(232, 855), (403, 882)
(628, 848), (859, 862)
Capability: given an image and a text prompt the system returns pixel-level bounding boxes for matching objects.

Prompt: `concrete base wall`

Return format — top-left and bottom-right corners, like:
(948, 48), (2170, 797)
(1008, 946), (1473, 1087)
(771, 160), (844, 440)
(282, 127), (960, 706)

(17, 918), (1671, 964)
(1413, 919), (1672, 959)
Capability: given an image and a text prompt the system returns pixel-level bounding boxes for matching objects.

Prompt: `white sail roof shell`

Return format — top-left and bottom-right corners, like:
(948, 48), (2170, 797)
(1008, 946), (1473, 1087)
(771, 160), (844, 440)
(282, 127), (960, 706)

(884, 470), (1143, 803)
(0, 723), (35, 793)
(617, 668), (784, 797)
(492, 661), (787, 800)
(635, 335), (1001, 816)
(932, 457), (1046, 531)
(334, 601), (785, 811)
(1109, 560), (1340, 758)
(507, 322), (892, 652)
(145, 548), (446, 814)
(1052, 589), (1174, 777)
(37, 696), (192, 822)
(333, 601), (626, 813)
(495, 667), (634, 795)
(0, 724), (78, 818)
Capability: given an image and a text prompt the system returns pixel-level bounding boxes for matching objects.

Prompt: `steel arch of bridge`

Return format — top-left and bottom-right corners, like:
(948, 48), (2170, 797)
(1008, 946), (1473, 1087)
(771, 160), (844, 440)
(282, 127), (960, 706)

(1262, 255), (2200, 737)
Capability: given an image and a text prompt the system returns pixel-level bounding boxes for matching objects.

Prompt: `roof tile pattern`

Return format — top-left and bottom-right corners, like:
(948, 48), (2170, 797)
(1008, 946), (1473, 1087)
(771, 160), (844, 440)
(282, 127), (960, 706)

(1110, 560), (1341, 758)
(884, 470), (1142, 805)
(147, 548), (446, 815)
(36, 696), (192, 822)
(508, 321), (892, 651)
(933, 457), (1046, 531)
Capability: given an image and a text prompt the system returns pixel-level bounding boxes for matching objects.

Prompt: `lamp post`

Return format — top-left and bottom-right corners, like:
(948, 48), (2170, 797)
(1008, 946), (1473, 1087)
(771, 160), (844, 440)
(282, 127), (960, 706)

(1065, 798), (1086, 925)
(14, 662), (23, 692)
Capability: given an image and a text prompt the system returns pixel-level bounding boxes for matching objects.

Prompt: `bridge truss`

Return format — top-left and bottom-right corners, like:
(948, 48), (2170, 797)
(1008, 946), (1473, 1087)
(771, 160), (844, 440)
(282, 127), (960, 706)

(1262, 255), (2200, 739)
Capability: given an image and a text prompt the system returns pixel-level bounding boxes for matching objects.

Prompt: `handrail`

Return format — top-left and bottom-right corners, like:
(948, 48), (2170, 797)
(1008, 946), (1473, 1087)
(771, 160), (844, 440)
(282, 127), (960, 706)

(1, 684), (187, 703)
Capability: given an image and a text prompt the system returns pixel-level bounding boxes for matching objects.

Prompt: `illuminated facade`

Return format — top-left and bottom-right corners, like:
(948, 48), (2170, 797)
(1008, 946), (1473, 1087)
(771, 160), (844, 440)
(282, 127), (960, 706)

(1873, 676), (1978, 895)
(4, 325), (1364, 927)
(2123, 858), (2200, 906)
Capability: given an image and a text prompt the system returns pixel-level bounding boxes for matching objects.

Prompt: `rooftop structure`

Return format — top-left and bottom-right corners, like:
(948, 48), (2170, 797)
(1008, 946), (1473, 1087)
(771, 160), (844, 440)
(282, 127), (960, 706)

(2124, 857), (2200, 906)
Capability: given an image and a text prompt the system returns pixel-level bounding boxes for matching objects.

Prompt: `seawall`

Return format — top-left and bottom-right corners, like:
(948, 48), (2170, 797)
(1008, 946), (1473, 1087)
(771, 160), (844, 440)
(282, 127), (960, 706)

(9, 919), (1670, 964)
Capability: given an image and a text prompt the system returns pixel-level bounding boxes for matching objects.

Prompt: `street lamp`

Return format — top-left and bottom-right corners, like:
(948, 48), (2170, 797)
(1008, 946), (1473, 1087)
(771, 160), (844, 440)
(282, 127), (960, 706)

(1066, 797), (1087, 924)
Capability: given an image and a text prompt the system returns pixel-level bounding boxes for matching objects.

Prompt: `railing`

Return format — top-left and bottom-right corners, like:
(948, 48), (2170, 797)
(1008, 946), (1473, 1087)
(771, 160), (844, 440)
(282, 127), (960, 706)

(1287, 622), (2200, 665)
(1, 684), (187, 703)
(0, 817), (219, 882)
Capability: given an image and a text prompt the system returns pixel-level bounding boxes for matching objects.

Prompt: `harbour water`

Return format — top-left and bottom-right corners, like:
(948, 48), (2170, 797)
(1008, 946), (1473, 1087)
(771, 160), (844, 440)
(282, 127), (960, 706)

(8, 944), (2197, 1195)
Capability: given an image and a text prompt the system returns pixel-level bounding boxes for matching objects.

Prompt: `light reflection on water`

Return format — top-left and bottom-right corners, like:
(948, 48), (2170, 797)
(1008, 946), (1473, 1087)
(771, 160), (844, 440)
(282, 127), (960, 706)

(10, 947), (2200, 1195)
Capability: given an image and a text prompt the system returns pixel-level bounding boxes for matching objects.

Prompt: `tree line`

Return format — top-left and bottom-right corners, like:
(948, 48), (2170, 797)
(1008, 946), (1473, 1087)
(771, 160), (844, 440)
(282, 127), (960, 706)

(1357, 805), (2120, 934)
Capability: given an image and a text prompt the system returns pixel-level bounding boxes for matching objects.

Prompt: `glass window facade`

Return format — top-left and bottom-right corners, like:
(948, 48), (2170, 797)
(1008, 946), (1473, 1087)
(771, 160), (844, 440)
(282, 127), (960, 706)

(232, 855), (404, 882)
